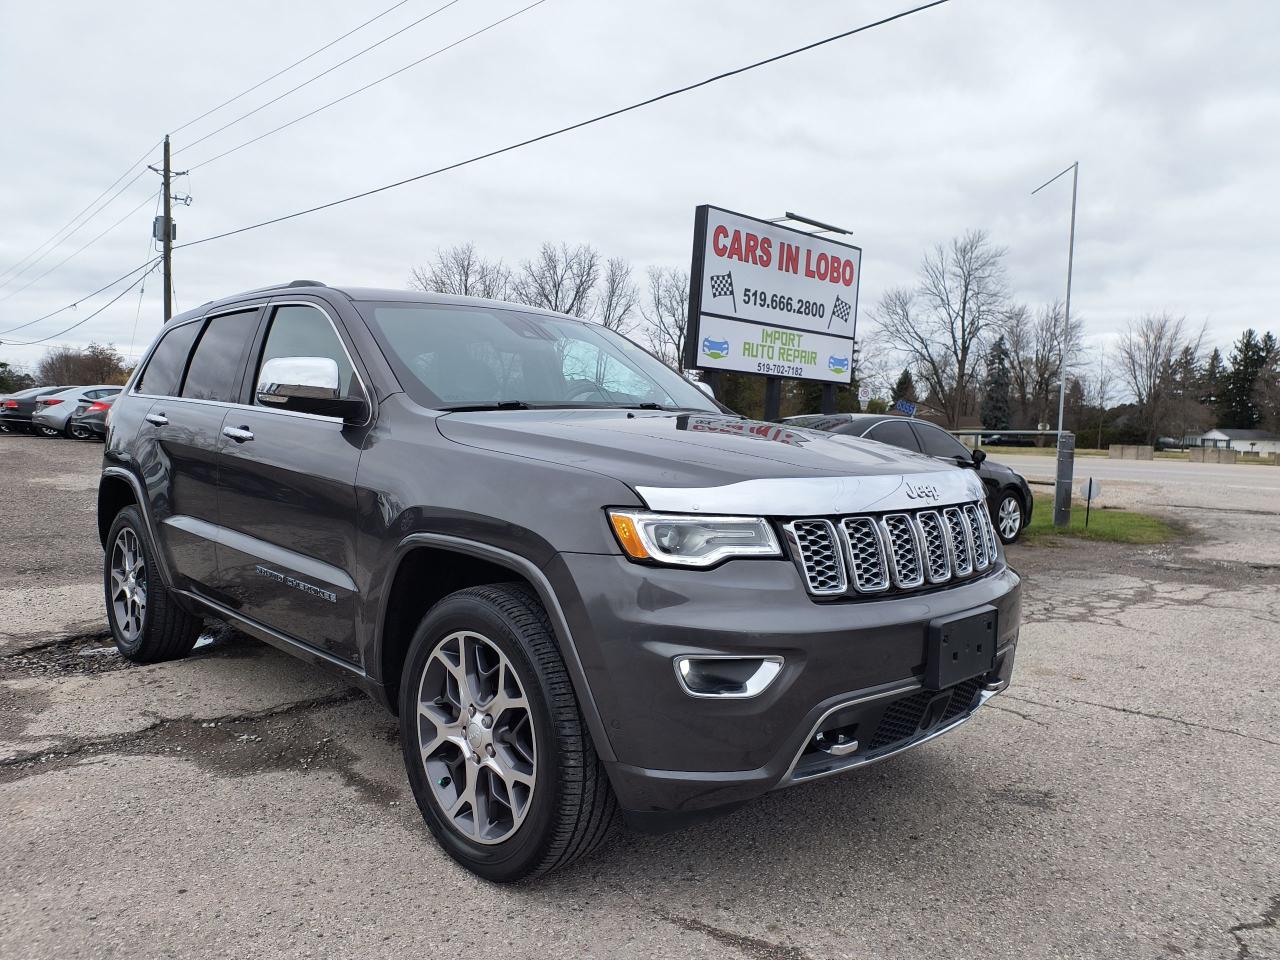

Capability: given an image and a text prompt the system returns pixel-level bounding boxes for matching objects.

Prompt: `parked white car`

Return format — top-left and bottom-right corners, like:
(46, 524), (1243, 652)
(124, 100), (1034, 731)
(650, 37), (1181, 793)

(30, 385), (122, 438)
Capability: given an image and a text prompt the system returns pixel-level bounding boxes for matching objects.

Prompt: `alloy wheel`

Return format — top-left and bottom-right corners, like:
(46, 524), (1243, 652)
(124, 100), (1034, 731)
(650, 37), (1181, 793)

(416, 630), (537, 845)
(998, 496), (1022, 540)
(109, 528), (147, 643)
(37, 426), (60, 437)
(69, 423), (91, 440)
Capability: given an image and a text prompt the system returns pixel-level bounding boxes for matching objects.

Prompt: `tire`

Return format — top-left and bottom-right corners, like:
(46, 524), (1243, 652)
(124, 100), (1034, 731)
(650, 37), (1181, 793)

(104, 505), (202, 663)
(66, 420), (92, 440)
(35, 425), (61, 438)
(994, 491), (1025, 544)
(398, 583), (617, 882)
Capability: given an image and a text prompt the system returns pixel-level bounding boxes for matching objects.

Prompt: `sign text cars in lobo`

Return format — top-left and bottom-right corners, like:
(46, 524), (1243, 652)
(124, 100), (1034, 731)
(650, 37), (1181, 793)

(684, 205), (861, 384)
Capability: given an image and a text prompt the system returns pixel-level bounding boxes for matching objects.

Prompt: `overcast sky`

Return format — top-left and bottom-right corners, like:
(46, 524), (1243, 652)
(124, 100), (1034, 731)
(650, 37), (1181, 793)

(1, 0), (1277, 378)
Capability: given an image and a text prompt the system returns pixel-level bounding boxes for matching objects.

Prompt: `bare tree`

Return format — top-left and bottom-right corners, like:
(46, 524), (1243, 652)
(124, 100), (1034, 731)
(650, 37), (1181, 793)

(1001, 300), (1085, 428)
(37, 342), (131, 385)
(1115, 312), (1203, 443)
(641, 267), (690, 370)
(408, 242), (511, 300)
(511, 242), (600, 317)
(1082, 349), (1117, 449)
(595, 257), (639, 333)
(873, 230), (1007, 427)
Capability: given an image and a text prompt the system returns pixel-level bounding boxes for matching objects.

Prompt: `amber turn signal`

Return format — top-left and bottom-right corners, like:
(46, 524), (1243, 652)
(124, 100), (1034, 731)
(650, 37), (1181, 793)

(608, 512), (650, 560)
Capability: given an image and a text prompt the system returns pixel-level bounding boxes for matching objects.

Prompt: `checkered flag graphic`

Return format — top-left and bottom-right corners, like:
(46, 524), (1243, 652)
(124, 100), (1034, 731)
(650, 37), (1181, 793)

(708, 272), (737, 313)
(828, 295), (852, 329)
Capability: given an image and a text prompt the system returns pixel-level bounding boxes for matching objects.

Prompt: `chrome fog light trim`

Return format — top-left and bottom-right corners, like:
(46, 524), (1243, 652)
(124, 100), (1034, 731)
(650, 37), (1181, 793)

(674, 655), (784, 699)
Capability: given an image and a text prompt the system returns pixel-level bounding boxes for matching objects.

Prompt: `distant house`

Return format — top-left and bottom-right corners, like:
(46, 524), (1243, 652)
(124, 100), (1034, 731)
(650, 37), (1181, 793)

(1195, 428), (1280, 456)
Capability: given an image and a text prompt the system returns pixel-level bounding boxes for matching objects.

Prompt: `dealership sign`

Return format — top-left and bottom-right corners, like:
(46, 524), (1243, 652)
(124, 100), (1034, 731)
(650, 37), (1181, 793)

(684, 205), (861, 384)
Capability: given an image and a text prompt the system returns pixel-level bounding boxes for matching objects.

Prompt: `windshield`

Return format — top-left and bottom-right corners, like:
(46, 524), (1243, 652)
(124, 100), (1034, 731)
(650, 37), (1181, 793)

(359, 302), (719, 412)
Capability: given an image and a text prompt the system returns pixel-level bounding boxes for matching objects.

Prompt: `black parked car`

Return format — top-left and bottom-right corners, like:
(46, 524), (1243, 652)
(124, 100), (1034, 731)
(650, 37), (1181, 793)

(98, 282), (1021, 880)
(68, 396), (115, 441)
(0, 385), (70, 435)
(798, 413), (1033, 543)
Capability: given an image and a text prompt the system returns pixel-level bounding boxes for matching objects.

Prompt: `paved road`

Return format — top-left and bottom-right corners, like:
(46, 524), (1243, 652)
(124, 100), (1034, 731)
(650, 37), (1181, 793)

(2, 434), (1278, 959)
(996, 452), (1280, 493)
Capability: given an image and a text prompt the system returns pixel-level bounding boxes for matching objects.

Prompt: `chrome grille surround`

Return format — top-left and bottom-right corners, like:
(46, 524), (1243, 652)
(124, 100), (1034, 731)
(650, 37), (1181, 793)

(790, 499), (998, 598)
(838, 517), (890, 592)
(943, 506), (974, 577)
(782, 520), (847, 595)
(915, 510), (952, 583)
(880, 513), (924, 589)
(964, 503), (992, 571)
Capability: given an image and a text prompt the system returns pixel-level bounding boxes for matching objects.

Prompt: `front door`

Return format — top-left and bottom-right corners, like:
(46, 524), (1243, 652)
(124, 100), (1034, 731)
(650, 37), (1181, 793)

(213, 302), (369, 665)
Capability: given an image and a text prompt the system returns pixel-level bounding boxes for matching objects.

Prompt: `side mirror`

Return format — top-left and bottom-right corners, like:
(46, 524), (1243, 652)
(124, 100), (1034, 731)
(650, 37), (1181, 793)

(970, 448), (987, 467)
(256, 356), (367, 423)
(693, 379), (716, 400)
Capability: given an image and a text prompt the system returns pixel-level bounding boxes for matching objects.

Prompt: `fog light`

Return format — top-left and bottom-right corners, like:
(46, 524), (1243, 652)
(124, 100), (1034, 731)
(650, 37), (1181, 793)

(674, 656), (783, 698)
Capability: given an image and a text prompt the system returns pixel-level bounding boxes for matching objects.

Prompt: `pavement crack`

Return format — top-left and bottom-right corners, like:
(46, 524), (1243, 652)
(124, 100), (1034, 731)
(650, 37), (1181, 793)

(1005, 693), (1280, 747)
(1228, 891), (1280, 960)
(653, 911), (816, 960)
(986, 702), (1048, 727)
(0, 689), (362, 778)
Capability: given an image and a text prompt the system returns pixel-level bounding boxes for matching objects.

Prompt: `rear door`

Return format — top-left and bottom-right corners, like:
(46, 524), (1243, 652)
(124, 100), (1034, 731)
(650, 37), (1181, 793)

(213, 300), (370, 665)
(133, 309), (261, 593)
(865, 418), (922, 453)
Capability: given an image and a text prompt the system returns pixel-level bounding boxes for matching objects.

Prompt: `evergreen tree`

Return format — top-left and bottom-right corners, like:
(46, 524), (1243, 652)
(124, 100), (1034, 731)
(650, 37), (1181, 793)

(1223, 329), (1268, 428)
(1201, 347), (1227, 408)
(890, 368), (917, 404)
(979, 337), (1011, 430)
(1256, 332), (1279, 432)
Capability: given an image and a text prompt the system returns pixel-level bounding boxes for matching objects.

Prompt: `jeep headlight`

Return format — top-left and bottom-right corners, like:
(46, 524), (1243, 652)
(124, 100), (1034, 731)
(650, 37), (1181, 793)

(607, 510), (781, 567)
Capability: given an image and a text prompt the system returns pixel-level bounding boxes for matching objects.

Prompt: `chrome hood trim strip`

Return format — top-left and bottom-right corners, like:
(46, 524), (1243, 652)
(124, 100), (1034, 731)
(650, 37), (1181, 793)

(635, 470), (985, 517)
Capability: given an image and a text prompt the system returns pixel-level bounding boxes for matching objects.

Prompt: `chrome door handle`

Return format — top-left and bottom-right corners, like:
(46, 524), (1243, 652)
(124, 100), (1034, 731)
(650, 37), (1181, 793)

(145, 412), (168, 426)
(222, 425), (254, 443)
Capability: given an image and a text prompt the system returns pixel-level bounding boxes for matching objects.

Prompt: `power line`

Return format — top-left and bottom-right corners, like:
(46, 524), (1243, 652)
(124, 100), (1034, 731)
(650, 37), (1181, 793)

(176, 0), (465, 157)
(0, 257), (160, 337)
(170, 0), (416, 137)
(0, 188), (160, 304)
(0, 1), (415, 294)
(0, 138), (163, 287)
(0, 263), (159, 347)
(189, 0), (547, 171)
(179, 0), (950, 251)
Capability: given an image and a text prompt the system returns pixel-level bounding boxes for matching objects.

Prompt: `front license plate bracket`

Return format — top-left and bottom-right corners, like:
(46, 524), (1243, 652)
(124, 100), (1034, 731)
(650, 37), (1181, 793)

(925, 606), (997, 690)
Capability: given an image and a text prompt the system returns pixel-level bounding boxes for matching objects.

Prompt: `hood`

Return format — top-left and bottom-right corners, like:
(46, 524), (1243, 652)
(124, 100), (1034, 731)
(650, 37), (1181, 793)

(436, 410), (984, 514)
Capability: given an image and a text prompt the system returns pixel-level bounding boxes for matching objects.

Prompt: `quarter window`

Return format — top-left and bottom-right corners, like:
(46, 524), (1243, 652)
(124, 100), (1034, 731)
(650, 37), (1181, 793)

(136, 321), (201, 397)
(181, 311), (260, 402)
(254, 305), (357, 406)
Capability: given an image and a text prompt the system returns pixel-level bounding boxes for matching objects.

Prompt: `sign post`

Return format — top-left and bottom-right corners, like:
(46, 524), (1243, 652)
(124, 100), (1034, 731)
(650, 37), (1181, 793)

(685, 205), (861, 406)
(1078, 477), (1101, 528)
(1054, 432), (1075, 528)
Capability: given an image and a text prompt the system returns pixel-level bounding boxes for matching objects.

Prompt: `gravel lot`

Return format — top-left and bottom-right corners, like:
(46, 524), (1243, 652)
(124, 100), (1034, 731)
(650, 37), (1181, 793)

(2, 434), (1277, 960)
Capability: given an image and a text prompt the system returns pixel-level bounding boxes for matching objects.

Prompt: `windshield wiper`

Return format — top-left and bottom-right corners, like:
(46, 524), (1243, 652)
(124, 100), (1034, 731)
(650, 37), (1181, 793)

(438, 401), (532, 412)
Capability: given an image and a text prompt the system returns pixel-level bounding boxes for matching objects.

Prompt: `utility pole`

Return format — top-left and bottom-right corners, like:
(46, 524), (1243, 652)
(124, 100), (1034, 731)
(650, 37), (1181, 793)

(161, 135), (173, 322)
(1032, 161), (1080, 528)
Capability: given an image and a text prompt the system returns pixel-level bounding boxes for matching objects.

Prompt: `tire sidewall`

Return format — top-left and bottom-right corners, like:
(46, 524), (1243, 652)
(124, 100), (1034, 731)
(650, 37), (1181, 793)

(398, 592), (563, 881)
(67, 422), (90, 440)
(37, 426), (60, 438)
(104, 506), (152, 658)
(997, 492), (1023, 543)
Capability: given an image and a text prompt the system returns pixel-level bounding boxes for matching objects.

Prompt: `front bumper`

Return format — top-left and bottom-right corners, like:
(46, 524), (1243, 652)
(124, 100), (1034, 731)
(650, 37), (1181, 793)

(546, 551), (1020, 819)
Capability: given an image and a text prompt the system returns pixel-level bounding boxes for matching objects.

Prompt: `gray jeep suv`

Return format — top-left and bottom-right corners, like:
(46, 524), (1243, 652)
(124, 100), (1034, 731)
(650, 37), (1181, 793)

(98, 281), (1021, 881)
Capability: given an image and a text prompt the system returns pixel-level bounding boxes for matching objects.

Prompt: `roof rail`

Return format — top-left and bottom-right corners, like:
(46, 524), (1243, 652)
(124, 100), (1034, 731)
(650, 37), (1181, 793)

(285, 279), (327, 287)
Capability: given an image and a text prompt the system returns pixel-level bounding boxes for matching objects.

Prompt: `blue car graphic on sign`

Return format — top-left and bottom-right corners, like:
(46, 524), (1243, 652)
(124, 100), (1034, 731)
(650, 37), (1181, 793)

(827, 355), (849, 374)
(702, 337), (731, 360)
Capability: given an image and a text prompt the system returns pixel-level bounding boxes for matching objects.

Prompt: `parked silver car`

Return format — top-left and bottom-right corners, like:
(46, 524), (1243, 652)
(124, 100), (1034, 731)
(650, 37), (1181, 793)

(30, 385), (122, 438)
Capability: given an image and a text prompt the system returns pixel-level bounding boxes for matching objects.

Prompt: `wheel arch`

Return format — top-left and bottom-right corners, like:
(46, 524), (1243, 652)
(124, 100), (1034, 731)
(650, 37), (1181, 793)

(375, 533), (616, 763)
(97, 471), (142, 547)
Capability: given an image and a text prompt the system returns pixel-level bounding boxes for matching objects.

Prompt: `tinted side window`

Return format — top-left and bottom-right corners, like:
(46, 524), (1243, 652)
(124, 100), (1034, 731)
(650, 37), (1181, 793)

(867, 419), (921, 452)
(181, 311), (259, 402)
(136, 321), (202, 397)
(254, 305), (356, 404)
(914, 422), (970, 459)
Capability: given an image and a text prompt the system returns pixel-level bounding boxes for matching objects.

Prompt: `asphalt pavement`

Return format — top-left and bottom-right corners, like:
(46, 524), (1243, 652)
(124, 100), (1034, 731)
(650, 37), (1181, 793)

(2, 433), (1278, 960)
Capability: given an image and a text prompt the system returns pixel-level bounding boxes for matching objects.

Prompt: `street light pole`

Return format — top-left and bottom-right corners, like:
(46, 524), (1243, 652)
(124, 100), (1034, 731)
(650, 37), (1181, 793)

(1032, 161), (1079, 528)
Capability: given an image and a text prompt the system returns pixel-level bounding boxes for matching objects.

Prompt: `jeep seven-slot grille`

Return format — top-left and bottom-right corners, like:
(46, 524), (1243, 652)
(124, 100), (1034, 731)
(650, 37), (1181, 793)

(785, 500), (998, 598)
